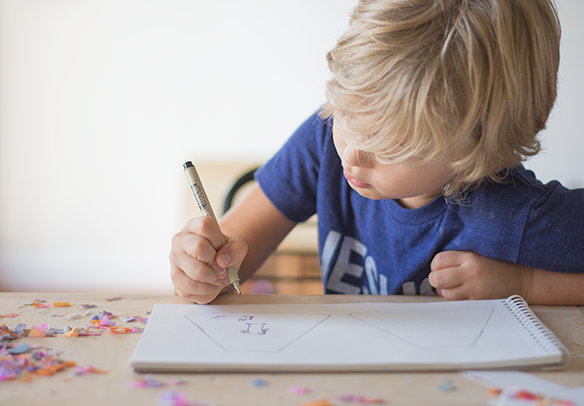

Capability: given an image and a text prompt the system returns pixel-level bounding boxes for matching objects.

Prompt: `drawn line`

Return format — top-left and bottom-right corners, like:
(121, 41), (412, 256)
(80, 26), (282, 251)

(184, 312), (331, 353)
(349, 307), (494, 349)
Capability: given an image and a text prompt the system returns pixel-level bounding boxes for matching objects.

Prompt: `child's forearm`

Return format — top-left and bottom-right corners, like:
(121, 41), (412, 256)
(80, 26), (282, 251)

(524, 268), (584, 305)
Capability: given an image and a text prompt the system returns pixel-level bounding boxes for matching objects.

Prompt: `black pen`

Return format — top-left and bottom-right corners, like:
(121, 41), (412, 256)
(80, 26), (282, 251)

(183, 161), (241, 294)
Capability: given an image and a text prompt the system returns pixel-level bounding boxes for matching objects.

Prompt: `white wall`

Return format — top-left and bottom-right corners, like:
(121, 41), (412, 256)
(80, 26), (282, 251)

(524, 1), (584, 189)
(0, 0), (582, 293)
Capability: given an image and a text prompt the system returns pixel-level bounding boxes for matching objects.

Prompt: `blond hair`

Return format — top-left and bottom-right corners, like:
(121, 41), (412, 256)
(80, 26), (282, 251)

(321, 0), (561, 197)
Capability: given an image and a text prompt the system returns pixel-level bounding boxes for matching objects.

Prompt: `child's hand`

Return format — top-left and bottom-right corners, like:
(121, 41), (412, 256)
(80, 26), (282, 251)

(169, 216), (248, 304)
(428, 251), (533, 301)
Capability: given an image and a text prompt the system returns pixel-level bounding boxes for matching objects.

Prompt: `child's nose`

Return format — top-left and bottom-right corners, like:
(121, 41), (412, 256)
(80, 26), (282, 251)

(342, 144), (369, 167)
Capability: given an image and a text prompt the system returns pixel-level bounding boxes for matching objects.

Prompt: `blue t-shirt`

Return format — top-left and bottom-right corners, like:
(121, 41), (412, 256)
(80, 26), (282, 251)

(255, 112), (584, 295)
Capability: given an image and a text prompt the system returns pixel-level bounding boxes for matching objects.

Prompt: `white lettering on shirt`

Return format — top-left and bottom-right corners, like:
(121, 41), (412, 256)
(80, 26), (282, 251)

(325, 235), (365, 294)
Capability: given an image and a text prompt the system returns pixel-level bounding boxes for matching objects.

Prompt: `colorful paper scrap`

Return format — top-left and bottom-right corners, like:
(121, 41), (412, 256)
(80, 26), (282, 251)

(105, 296), (123, 301)
(299, 400), (335, 406)
(0, 323), (26, 340)
(252, 378), (268, 387)
(129, 374), (165, 388)
(288, 386), (310, 395)
(157, 390), (210, 406)
(74, 365), (108, 375)
(338, 394), (384, 404)
(0, 342), (76, 381)
(82, 304), (97, 309)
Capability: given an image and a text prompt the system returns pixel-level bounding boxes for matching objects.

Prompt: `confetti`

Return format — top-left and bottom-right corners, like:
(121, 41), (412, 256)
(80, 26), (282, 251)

(33, 303), (51, 309)
(0, 323), (26, 340)
(82, 304), (97, 309)
(105, 296), (123, 301)
(74, 365), (108, 375)
(339, 394), (384, 404)
(29, 324), (57, 338)
(252, 378), (268, 387)
(157, 390), (210, 406)
(6, 342), (31, 354)
(490, 387), (575, 406)
(0, 342), (76, 381)
(107, 326), (144, 334)
(0, 313), (18, 318)
(47, 326), (71, 335)
(299, 400), (335, 406)
(129, 374), (165, 388)
(53, 302), (71, 307)
(64, 313), (83, 320)
(288, 386), (310, 395)
(436, 376), (454, 391)
(99, 314), (116, 327)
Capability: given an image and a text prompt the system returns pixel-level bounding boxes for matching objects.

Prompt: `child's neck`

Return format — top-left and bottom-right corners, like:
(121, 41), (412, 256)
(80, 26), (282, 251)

(395, 191), (442, 209)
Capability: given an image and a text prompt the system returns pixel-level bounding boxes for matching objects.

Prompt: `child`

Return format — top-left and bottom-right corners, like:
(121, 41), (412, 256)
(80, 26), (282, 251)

(170, 0), (584, 305)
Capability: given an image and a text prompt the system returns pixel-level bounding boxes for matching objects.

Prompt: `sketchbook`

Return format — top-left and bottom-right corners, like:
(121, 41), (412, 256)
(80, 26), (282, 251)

(129, 295), (569, 372)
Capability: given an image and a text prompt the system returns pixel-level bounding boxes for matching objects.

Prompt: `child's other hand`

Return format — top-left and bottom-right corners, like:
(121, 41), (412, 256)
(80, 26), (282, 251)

(428, 251), (533, 301)
(169, 216), (247, 304)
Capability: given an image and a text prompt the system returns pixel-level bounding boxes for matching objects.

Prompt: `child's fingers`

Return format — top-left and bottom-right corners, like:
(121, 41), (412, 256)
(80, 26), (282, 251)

(430, 250), (465, 271)
(428, 267), (463, 290)
(215, 237), (248, 269)
(180, 232), (227, 277)
(185, 216), (228, 252)
(172, 274), (222, 305)
(171, 267), (220, 297)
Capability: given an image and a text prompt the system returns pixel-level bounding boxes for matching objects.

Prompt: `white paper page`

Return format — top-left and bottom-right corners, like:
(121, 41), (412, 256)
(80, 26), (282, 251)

(129, 299), (565, 372)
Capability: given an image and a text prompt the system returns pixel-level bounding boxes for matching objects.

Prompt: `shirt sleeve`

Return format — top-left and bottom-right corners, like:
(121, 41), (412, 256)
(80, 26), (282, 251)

(518, 180), (584, 273)
(255, 111), (330, 223)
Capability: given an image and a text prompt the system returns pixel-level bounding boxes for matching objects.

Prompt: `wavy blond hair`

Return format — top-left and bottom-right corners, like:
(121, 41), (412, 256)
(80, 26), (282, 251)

(321, 0), (561, 197)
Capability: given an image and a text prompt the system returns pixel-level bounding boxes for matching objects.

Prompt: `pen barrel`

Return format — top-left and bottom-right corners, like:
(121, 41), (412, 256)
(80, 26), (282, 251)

(183, 161), (241, 293)
(184, 163), (216, 219)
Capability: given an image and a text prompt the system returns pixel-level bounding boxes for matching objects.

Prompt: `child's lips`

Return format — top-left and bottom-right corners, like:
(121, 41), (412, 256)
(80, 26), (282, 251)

(343, 169), (372, 188)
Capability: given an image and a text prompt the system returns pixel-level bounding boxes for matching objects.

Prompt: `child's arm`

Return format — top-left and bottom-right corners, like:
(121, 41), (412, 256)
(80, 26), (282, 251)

(170, 184), (296, 304)
(428, 251), (584, 305)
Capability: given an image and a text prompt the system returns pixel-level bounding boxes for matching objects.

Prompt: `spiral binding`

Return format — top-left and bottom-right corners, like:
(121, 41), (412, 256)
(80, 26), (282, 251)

(503, 295), (567, 354)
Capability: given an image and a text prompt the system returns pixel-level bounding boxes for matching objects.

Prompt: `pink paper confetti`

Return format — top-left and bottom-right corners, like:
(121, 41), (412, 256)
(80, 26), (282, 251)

(157, 390), (210, 406)
(288, 386), (310, 394)
(0, 313), (18, 318)
(0, 343), (76, 381)
(99, 314), (116, 327)
(129, 374), (165, 388)
(74, 365), (108, 375)
(29, 324), (57, 338)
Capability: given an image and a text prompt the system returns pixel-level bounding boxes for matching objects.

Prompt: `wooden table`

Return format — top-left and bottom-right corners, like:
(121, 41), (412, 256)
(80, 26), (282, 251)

(1, 292), (583, 405)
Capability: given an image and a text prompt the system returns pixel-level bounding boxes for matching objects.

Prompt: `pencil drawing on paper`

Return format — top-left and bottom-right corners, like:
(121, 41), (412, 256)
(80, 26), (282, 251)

(184, 306), (495, 352)
(350, 307), (494, 348)
(206, 315), (270, 335)
(184, 312), (330, 352)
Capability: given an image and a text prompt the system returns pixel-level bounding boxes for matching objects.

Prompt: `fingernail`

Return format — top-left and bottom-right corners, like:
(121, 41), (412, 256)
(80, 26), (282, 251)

(218, 253), (231, 268)
(217, 268), (227, 278)
(221, 277), (230, 285)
